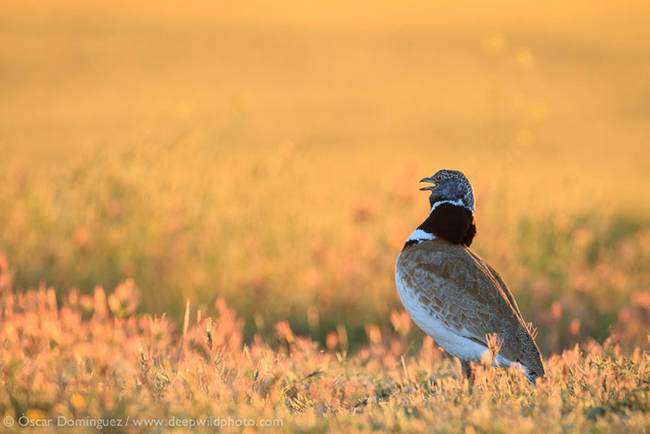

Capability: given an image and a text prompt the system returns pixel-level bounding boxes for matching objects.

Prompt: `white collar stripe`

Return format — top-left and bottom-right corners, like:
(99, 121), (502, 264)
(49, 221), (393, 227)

(429, 199), (474, 214)
(407, 229), (436, 243)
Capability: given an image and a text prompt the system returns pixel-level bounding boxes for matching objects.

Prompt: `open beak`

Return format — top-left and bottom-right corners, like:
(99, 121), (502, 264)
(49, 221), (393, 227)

(419, 176), (436, 191)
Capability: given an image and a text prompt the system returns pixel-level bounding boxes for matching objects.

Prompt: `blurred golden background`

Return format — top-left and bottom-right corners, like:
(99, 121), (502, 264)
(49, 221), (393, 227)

(1, 0), (649, 354)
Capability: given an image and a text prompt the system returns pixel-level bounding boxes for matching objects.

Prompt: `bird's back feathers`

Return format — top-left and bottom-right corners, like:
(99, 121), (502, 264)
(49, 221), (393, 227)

(396, 238), (544, 377)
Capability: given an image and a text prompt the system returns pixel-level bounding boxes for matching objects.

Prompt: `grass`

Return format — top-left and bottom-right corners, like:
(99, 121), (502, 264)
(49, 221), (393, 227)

(0, 286), (647, 432)
(0, 0), (649, 431)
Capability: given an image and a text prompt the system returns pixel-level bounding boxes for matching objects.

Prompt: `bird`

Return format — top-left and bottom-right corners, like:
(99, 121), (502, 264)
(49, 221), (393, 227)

(394, 169), (544, 389)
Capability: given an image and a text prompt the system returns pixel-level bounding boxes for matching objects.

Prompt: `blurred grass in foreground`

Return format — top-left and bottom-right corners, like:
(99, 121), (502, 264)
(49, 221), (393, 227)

(1, 0), (649, 355)
(0, 288), (647, 432)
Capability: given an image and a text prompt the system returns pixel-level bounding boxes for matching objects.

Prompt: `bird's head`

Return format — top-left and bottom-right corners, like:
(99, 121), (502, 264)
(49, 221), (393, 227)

(419, 169), (474, 212)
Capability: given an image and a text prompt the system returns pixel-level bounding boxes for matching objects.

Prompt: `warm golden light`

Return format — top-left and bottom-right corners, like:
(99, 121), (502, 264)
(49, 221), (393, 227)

(0, 1), (648, 430)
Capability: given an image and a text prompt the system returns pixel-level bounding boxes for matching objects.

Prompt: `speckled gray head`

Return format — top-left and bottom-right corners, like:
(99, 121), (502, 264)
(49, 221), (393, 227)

(419, 169), (475, 213)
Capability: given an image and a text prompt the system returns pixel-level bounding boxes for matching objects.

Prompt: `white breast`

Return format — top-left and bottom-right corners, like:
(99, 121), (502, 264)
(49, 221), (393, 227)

(395, 251), (530, 376)
(394, 258), (488, 362)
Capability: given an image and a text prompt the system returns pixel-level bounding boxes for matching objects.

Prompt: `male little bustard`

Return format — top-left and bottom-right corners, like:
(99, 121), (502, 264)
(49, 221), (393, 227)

(395, 170), (544, 387)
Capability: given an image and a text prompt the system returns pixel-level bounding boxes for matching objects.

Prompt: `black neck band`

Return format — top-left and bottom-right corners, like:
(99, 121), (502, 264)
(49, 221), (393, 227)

(417, 203), (476, 247)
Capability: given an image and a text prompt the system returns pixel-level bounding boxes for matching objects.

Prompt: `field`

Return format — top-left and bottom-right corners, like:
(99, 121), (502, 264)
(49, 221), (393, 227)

(1, 0), (649, 431)
(0, 288), (647, 432)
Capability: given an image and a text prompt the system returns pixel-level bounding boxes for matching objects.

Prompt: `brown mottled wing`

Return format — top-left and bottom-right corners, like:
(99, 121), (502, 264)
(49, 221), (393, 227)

(399, 239), (527, 360)
(465, 249), (525, 323)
